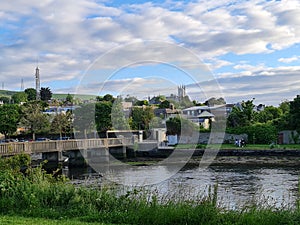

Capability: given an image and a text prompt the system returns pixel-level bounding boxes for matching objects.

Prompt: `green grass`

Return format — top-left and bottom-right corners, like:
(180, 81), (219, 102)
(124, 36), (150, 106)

(175, 143), (300, 150)
(0, 215), (111, 225)
(53, 93), (96, 101)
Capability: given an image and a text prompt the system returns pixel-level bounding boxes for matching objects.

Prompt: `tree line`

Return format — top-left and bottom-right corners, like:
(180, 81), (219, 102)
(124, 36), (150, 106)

(0, 90), (300, 144)
(226, 96), (300, 144)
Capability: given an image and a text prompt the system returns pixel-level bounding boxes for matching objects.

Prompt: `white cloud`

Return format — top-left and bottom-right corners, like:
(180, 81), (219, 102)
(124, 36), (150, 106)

(278, 56), (299, 63)
(0, 0), (299, 106)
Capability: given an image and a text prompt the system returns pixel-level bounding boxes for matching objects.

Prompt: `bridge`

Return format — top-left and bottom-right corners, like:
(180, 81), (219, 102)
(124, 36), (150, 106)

(0, 138), (134, 160)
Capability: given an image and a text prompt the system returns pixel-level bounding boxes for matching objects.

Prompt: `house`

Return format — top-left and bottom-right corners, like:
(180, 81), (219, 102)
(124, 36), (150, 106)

(197, 111), (215, 129)
(182, 105), (228, 128)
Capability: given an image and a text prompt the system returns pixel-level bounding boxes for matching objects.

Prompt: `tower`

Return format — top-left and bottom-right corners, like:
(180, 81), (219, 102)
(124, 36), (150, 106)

(35, 67), (40, 100)
(178, 85), (186, 101)
(20, 78), (24, 91)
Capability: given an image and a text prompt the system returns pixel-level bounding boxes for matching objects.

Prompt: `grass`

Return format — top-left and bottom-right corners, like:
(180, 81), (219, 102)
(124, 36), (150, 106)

(52, 93), (96, 101)
(0, 215), (111, 225)
(175, 143), (300, 150)
(2, 154), (300, 224)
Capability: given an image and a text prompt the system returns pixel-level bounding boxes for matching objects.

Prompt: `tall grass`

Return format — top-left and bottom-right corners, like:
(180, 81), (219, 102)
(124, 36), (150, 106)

(1, 154), (300, 224)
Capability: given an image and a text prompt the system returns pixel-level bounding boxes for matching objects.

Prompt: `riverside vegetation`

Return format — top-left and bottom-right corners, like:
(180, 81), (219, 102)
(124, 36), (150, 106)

(1, 154), (300, 224)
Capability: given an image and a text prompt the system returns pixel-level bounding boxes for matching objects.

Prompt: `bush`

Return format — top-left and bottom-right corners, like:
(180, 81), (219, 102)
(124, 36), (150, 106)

(226, 123), (277, 144)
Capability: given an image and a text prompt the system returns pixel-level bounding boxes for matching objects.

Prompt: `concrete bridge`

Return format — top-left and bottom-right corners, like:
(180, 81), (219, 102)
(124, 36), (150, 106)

(0, 138), (135, 166)
(0, 138), (134, 156)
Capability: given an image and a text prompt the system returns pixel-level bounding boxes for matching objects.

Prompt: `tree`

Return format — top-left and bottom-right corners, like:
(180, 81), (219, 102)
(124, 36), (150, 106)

(40, 87), (52, 101)
(130, 106), (154, 134)
(124, 95), (138, 105)
(166, 116), (198, 136)
(65, 93), (74, 104)
(180, 96), (194, 108)
(11, 92), (27, 104)
(97, 94), (115, 103)
(159, 100), (171, 109)
(51, 111), (73, 138)
(272, 101), (291, 131)
(24, 88), (36, 101)
(135, 100), (149, 106)
(289, 95), (300, 133)
(95, 102), (113, 133)
(166, 117), (181, 135)
(111, 98), (130, 130)
(73, 103), (96, 138)
(204, 97), (226, 106)
(0, 96), (10, 104)
(0, 104), (20, 138)
(20, 102), (50, 140)
(227, 99), (256, 128)
(255, 106), (282, 123)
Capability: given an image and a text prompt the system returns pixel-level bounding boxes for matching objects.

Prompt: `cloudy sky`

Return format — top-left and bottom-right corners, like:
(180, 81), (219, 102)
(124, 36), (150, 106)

(1, 0), (300, 105)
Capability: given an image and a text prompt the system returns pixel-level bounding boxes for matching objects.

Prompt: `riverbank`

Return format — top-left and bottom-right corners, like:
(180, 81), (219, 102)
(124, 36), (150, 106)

(126, 144), (300, 167)
(2, 154), (300, 225)
(123, 155), (300, 167)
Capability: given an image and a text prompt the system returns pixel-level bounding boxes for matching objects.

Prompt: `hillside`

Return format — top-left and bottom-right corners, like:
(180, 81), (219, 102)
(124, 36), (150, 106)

(0, 90), (96, 101)
(0, 90), (19, 97)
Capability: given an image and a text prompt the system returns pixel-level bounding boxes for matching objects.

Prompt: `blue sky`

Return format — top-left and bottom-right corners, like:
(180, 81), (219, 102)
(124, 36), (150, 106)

(0, 0), (300, 105)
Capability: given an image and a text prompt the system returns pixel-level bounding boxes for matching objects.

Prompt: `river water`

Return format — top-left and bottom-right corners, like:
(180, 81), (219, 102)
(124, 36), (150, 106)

(64, 156), (300, 210)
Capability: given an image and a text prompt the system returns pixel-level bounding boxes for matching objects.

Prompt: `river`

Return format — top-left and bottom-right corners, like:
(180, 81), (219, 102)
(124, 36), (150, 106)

(64, 156), (300, 210)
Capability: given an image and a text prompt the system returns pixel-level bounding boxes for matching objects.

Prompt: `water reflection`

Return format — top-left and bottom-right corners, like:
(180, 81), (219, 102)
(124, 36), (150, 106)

(64, 161), (300, 210)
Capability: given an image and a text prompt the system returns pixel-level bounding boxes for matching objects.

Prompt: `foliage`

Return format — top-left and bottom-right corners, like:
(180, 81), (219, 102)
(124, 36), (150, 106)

(73, 103), (96, 138)
(96, 94), (115, 103)
(135, 100), (149, 106)
(95, 102), (113, 132)
(111, 98), (130, 130)
(166, 116), (198, 136)
(40, 87), (52, 101)
(11, 92), (27, 104)
(289, 95), (300, 133)
(204, 97), (226, 106)
(50, 111), (73, 137)
(179, 95), (194, 108)
(166, 117), (181, 135)
(65, 93), (74, 104)
(149, 117), (165, 129)
(0, 104), (20, 138)
(159, 100), (171, 109)
(130, 107), (154, 134)
(124, 95), (139, 105)
(227, 123), (277, 144)
(227, 99), (256, 128)
(0, 96), (10, 104)
(20, 101), (50, 140)
(2, 156), (300, 225)
(255, 105), (282, 123)
(24, 88), (36, 101)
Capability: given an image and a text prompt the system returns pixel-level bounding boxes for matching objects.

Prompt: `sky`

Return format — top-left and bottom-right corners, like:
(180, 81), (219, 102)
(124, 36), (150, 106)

(1, 0), (300, 106)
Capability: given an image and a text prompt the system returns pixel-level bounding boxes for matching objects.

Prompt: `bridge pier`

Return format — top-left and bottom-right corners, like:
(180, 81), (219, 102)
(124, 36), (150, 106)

(86, 148), (110, 164)
(109, 146), (127, 159)
(42, 151), (63, 169)
(66, 150), (86, 167)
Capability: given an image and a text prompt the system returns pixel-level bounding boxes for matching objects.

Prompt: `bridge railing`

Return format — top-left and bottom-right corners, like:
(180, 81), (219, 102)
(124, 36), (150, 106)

(0, 137), (135, 156)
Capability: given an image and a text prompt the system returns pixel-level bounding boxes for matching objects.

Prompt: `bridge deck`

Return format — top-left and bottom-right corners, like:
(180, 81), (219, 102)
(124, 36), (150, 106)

(0, 138), (133, 156)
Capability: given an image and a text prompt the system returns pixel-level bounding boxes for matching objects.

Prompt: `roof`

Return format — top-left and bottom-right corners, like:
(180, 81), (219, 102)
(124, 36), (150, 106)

(182, 105), (226, 111)
(197, 111), (215, 118)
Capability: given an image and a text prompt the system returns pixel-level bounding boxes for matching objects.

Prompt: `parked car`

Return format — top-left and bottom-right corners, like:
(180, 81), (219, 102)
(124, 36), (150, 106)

(57, 137), (71, 140)
(36, 137), (50, 142)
